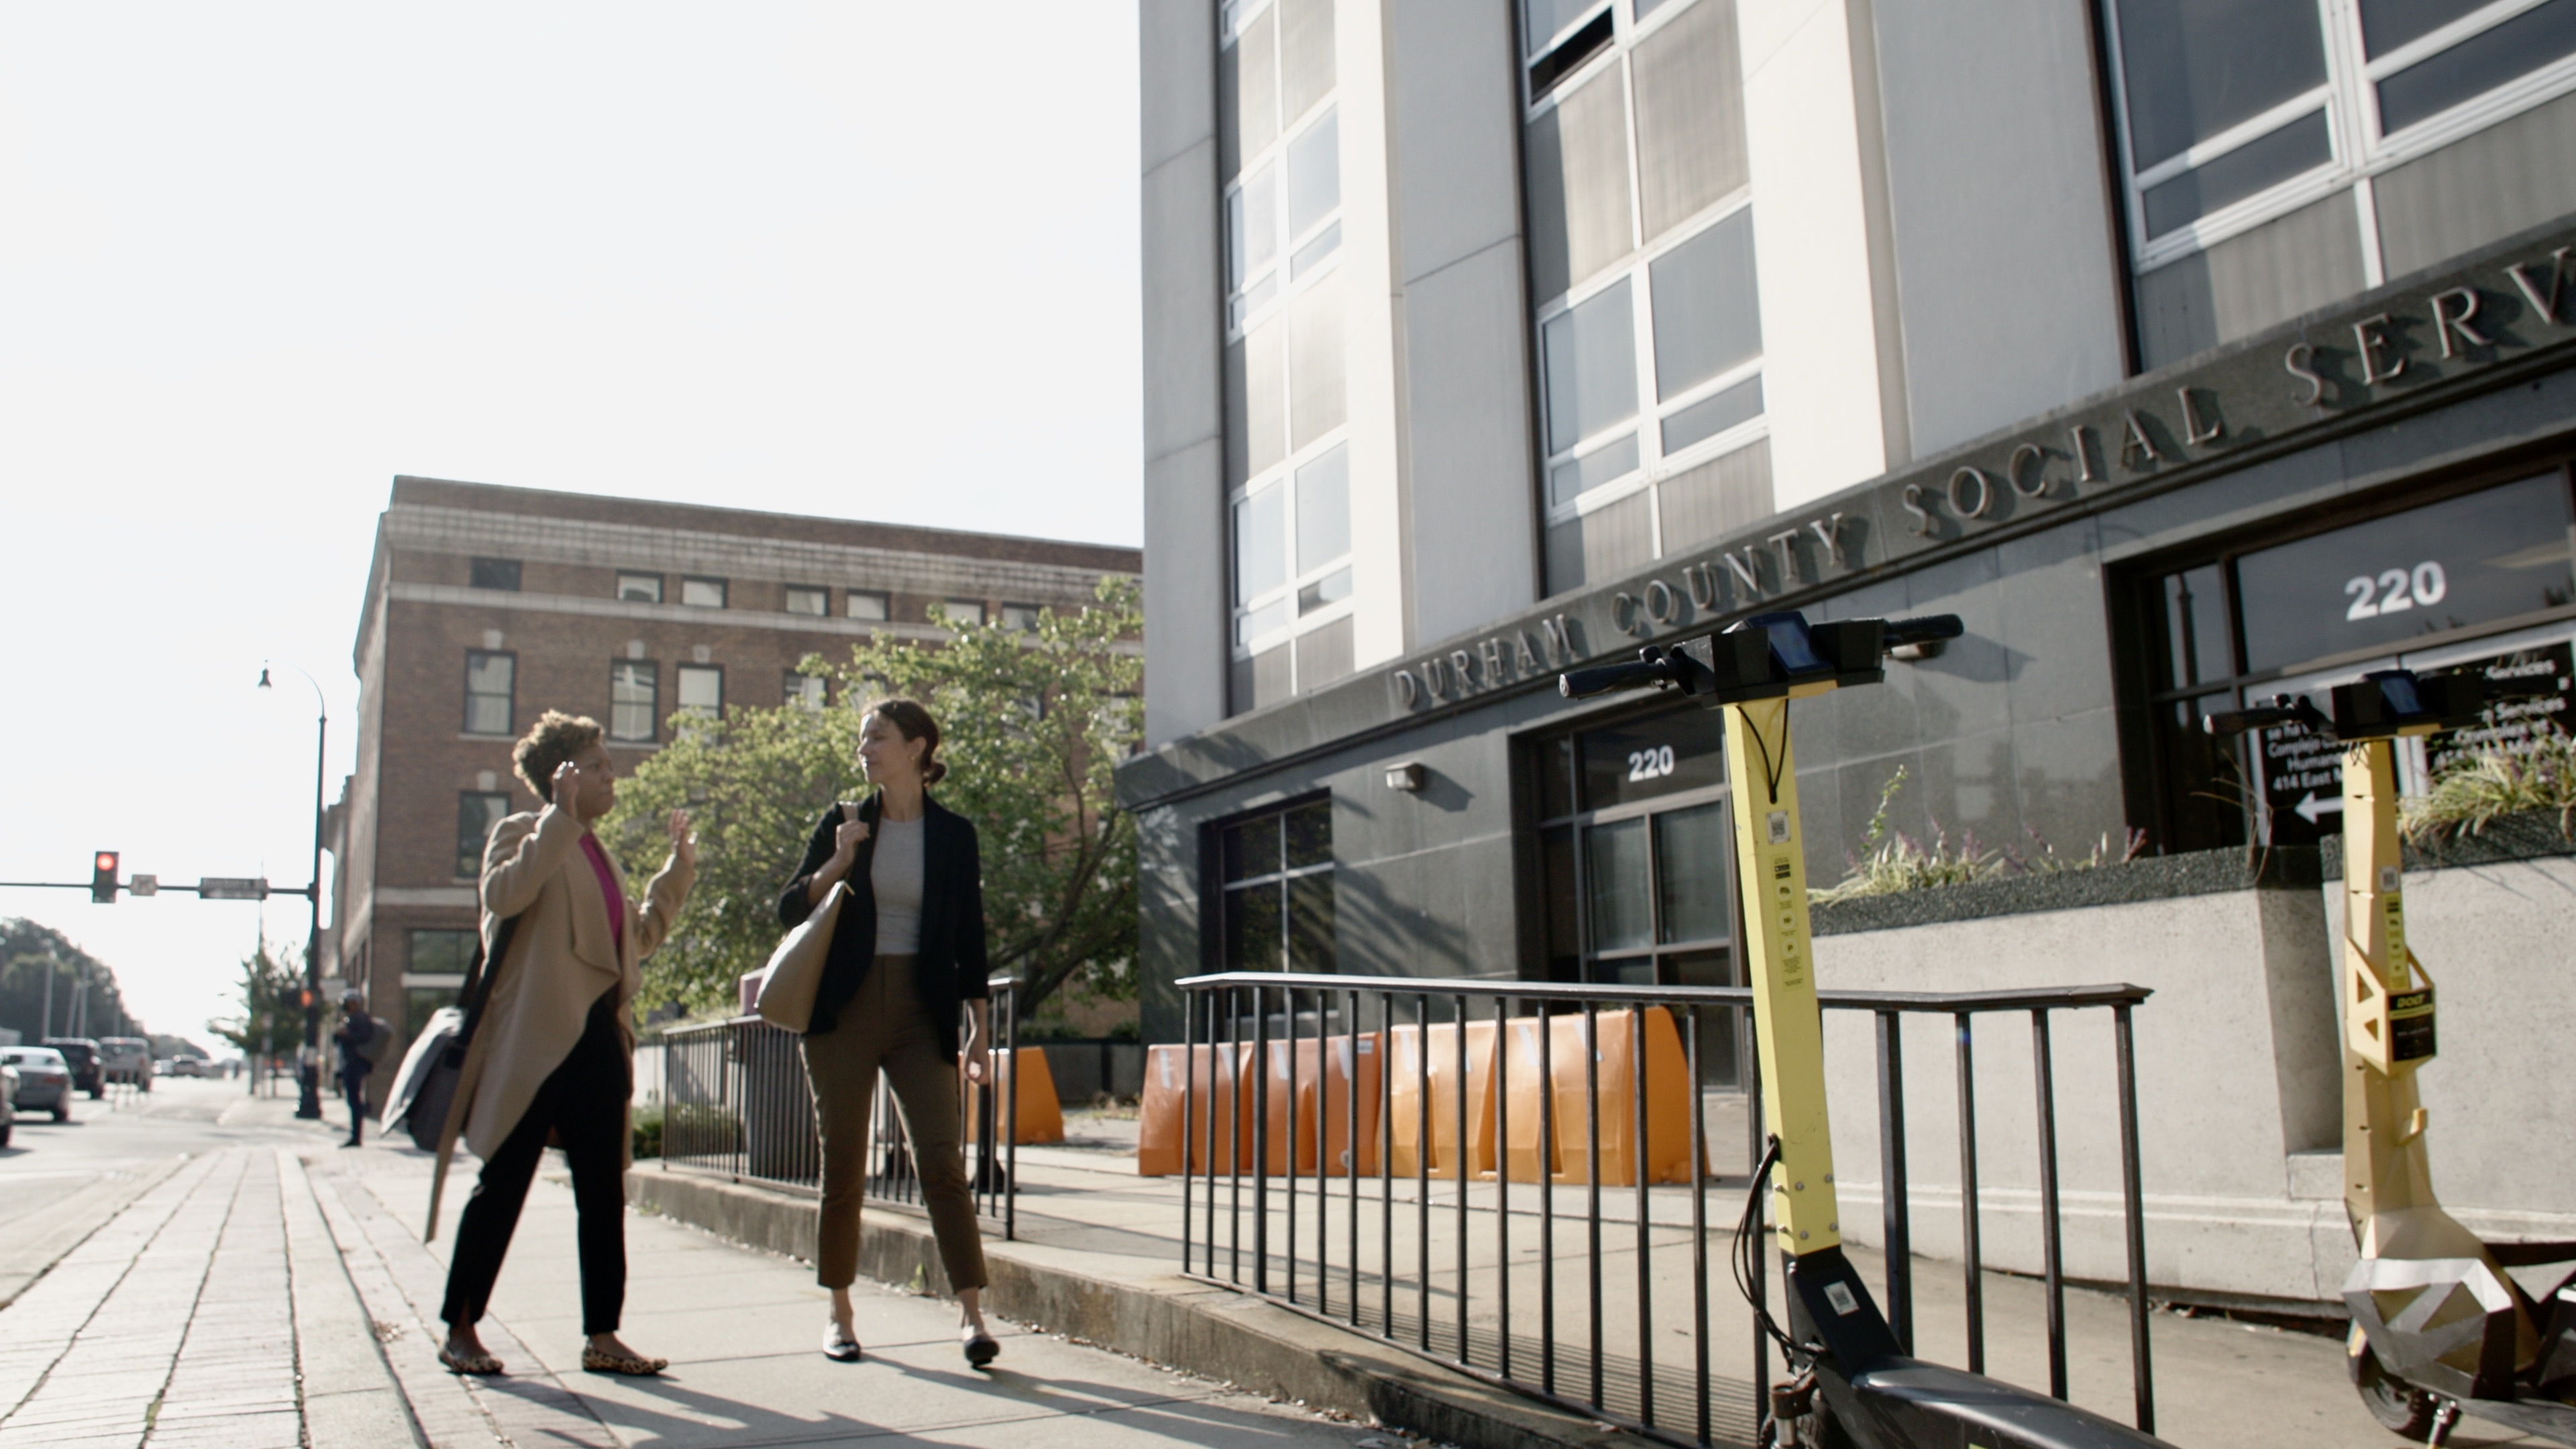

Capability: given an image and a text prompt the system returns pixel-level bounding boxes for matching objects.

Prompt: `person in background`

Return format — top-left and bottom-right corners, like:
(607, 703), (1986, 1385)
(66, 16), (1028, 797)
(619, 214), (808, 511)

(331, 988), (381, 1146)
(776, 698), (999, 1368)
(433, 710), (696, 1379)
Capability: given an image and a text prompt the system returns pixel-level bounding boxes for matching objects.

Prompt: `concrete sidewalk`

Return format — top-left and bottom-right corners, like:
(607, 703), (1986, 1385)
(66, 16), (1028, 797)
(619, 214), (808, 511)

(632, 1112), (2544, 1449)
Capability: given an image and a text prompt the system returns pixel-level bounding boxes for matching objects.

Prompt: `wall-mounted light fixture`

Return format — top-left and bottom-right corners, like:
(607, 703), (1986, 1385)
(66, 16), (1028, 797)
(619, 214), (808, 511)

(1385, 761), (1426, 793)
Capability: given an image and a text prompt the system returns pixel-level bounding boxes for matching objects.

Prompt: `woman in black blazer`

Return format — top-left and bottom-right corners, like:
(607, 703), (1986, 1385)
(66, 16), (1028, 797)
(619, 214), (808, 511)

(777, 698), (998, 1367)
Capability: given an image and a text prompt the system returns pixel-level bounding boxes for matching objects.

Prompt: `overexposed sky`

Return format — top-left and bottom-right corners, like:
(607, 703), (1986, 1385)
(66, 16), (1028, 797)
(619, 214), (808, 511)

(0, 3), (1144, 1043)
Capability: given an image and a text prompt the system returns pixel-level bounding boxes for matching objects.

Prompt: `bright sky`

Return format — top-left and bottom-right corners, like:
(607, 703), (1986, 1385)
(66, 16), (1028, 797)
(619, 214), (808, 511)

(0, 4), (1144, 1046)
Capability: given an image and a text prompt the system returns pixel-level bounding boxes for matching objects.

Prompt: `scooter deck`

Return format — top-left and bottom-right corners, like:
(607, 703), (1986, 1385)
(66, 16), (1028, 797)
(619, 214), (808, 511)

(2457, 1393), (2576, 1446)
(1841, 1361), (2170, 1449)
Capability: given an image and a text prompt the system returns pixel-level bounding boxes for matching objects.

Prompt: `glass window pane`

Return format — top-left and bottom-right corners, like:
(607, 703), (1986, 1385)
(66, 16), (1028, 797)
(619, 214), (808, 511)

(1522, 67), (1636, 300)
(1540, 824), (1580, 975)
(1230, 317), (1288, 484)
(847, 590), (889, 621)
(1230, 5), (1280, 174)
(1297, 566), (1353, 615)
(1654, 800), (1731, 945)
(942, 600), (985, 627)
(678, 666), (722, 714)
(466, 694), (509, 735)
(1288, 272), (1346, 450)
(2161, 563), (2231, 688)
(1284, 799), (1332, 867)
(1660, 375), (1764, 454)
(1237, 598), (1290, 645)
(1235, 482), (1287, 604)
(610, 662), (657, 741)
(470, 557), (521, 591)
(1584, 816), (1653, 953)
(1580, 706), (1727, 809)
(1235, 165), (1279, 288)
(784, 586), (827, 616)
(1542, 278), (1638, 454)
(2377, 0), (2576, 133)
(1281, 0), (1336, 121)
(1287, 871), (1335, 969)
(682, 578), (726, 608)
(784, 672), (826, 710)
(617, 572), (662, 602)
(457, 794), (509, 878)
(1224, 816), (1283, 882)
(2112, 0), (2328, 169)
(409, 928), (475, 977)
(2235, 474), (2575, 674)
(1523, 0), (1606, 56)
(1287, 109), (1340, 241)
(1548, 431), (1641, 508)
(1538, 736), (1576, 820)
(2139, 108), (2332, 237)
(1295, 444), (1351, 572)
(1225, 883), (1286, 970)
(466, 652), (513, 696)
(1292, 220), (1342, 278)
(1631, 0), (1750, 239)
(1666, 947), (1739, 1087)
(2359, 0), (2468, 57)
(1650, 209), (1762, 400)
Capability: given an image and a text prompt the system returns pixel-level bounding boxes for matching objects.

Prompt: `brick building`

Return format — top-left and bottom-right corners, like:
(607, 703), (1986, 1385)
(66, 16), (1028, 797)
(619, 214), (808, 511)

(327, 476), (1139, 1079)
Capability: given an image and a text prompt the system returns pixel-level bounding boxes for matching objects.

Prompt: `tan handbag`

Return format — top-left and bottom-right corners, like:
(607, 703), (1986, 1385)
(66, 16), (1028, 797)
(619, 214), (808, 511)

(755, 804), (862, 1032)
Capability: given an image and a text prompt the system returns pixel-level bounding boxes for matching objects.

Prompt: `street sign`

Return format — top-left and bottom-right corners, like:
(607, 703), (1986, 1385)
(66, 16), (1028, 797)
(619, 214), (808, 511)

(197, 877), (268, 901)
(129, 875), (158, 897)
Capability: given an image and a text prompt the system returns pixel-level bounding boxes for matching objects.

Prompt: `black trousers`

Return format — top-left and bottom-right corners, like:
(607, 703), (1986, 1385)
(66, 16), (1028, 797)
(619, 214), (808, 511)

(341, 1071), (369, 1142)
(441, 991), (630, 1335)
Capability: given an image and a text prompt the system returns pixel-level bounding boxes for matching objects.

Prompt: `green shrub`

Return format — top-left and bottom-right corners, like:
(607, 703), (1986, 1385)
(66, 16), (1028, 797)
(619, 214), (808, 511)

(631, 1104), (663, 1161)
(2402, 729), (2576, 845)
(1809, 766), (2143, 903)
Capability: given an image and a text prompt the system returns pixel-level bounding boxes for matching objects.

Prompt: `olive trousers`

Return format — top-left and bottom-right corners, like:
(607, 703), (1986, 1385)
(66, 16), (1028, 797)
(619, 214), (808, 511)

(800, 955), (989, 1294)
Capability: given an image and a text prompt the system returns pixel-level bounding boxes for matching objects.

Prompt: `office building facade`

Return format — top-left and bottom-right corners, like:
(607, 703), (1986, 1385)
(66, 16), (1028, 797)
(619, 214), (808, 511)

(330, 476), (1139, 1080)
(1126, 0), (2576, 1041)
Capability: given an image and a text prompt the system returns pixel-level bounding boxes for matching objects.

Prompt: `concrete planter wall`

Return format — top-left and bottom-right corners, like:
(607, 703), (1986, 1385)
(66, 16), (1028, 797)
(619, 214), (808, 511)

(1807, 816), (2576, 1307)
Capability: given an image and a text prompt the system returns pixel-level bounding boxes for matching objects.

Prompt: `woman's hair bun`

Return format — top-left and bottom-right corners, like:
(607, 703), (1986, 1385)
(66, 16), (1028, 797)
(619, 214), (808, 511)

(867, 698), (947, 787)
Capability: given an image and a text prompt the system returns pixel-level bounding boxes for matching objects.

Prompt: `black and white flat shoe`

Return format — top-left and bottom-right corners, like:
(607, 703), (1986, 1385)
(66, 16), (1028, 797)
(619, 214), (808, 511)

(824, 1323), (862, 1362)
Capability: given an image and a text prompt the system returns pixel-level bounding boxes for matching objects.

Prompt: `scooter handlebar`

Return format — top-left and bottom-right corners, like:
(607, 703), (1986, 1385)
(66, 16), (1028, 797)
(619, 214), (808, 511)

(1559, 653), (1675, 699)
(2203, 700), (2312, 737)
(1880, 614), (1964, 649)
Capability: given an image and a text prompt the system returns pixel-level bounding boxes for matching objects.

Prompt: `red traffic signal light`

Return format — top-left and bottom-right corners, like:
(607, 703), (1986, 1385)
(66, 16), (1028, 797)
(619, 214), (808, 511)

(91, 851), (119, 904)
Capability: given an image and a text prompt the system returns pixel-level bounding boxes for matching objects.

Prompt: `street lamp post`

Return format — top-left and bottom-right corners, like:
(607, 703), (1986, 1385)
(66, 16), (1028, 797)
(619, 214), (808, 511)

(259, 661), (329, 1121)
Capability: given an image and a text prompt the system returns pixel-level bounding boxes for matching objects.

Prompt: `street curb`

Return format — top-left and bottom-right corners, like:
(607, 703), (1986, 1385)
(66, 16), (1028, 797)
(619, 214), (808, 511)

(626, 1168), (1672, 1449)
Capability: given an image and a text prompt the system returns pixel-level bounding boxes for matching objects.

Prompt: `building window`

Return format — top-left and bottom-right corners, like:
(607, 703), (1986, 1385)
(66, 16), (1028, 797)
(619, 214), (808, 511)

(616, 572), (663, 603)
(942, 600), (987, 628)
(2105, 0), (2576, 366)
(462, 651), (515, 736)
(610, 660), (659, 742)
(1521, 0), (1769, 596)
(456, 792), (512, 878)
(676, 663), (724, 722)
(1223, 0), (1353, 712)
(784, 584), (828, 616)
(784, 670), (828, 710)
(681, 577), (727, 608)
(1529, 702), (1742, 1085)
(1216, 797), (1334, 971)
(2123, 465), (2576, 852)
(847, 590), (890, 621)
(470, 557), (522, 591)
(1001, 603), (1043, 632)
(409, 928), (475, 978)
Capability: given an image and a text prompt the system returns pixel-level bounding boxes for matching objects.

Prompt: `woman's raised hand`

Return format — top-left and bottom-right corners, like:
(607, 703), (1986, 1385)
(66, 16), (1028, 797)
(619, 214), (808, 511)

(667, 810), (696, 868)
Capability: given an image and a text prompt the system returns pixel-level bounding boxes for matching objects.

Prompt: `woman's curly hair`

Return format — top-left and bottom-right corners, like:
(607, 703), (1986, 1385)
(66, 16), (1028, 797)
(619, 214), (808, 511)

(514, 710), (604, 802)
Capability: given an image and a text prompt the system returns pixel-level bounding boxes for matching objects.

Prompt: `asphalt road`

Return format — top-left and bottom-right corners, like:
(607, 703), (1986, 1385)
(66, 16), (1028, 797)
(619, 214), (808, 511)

(0, 1075), (317, 1305)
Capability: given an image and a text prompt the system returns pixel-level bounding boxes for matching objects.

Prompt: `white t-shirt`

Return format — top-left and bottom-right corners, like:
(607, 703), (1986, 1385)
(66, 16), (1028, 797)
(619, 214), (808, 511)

(870, 816), (926, 955)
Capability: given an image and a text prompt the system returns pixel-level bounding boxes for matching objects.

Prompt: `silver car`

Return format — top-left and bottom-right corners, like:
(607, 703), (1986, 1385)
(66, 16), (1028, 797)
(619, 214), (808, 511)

(0, 1047), (73, 1122)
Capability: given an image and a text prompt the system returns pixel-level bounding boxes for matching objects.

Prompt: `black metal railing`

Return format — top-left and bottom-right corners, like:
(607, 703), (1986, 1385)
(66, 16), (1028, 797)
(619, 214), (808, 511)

(1172, 971), (2155, 1448)
(656, 975), (1020, 1238)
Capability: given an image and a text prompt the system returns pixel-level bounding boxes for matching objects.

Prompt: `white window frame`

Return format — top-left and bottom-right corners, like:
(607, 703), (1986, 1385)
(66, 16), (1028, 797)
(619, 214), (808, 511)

(1222, 0), (1354, 693)
(1521, 0), (1770, 545)
(2104, 0), (2576, 283)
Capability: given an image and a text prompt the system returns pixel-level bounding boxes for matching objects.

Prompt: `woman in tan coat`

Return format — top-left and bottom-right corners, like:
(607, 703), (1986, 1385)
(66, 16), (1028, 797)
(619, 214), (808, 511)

(433, 710), (695, 1377)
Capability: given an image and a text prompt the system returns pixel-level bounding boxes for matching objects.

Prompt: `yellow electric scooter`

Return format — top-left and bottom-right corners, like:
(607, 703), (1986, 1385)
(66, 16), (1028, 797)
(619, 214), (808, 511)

(1565, 612), (2174, 1449)
(2207, 670), (2576, 1446)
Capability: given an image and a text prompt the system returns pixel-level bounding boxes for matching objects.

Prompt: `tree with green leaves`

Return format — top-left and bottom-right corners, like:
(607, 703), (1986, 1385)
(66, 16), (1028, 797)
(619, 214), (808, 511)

(608, 576), (1143, 1022)
(207, 941), (303, 1065)
(0, 920), (134, 1042)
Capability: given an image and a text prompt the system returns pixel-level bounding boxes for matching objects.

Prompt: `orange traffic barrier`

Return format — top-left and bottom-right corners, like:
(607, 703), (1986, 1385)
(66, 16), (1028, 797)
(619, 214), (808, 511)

(1385, 1020), (1499, 1180)
(963, 1046), (1065, 1146)
(1494, 1006), (1695, 1185)
(1136, 1042), (1247, 1175)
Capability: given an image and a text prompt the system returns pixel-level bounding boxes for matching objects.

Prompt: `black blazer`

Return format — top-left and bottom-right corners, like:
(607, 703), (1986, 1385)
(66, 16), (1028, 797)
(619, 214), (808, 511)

(776, 793), (991, 1053)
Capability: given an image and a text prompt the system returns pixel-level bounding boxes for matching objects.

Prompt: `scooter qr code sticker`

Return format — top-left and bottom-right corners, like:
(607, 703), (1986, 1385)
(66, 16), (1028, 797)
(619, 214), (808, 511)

(1767, 810), (1790, 845)
(2378, 866), (2400, 893)
(1824, 1282), (1860, 1316)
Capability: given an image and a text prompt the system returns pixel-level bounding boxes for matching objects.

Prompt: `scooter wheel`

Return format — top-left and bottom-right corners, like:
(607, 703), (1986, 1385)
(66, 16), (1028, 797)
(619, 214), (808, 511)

(2351, 1340), (2438, 1438)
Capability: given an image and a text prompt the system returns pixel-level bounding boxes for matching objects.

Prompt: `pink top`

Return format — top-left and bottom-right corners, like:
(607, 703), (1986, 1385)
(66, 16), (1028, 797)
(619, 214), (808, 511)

(578, 830), (626, 955)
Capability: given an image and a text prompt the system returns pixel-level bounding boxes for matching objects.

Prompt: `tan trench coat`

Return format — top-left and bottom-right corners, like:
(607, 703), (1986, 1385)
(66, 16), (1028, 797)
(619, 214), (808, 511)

(425, 802), (693, 1240)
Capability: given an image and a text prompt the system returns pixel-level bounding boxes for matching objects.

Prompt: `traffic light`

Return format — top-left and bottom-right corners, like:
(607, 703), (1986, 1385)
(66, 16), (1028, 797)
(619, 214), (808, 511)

(91, 851), (119, 904)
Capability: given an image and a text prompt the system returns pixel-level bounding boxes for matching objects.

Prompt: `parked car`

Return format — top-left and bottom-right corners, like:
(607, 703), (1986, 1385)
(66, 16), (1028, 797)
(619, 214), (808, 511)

(1, 1047), (74, 1121)
(1, 1063), (15, 1146)
(97, 1037), (152, 1090)
(42, 1038), (103, 1098)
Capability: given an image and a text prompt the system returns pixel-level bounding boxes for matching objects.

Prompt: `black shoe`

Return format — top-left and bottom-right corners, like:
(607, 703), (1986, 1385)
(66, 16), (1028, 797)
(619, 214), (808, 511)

(964, 1333), (998, 1368)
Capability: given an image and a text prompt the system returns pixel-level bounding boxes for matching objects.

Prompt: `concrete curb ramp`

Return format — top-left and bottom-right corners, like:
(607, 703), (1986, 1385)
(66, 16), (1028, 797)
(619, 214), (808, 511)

(625, 1169), (1671, 1449)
